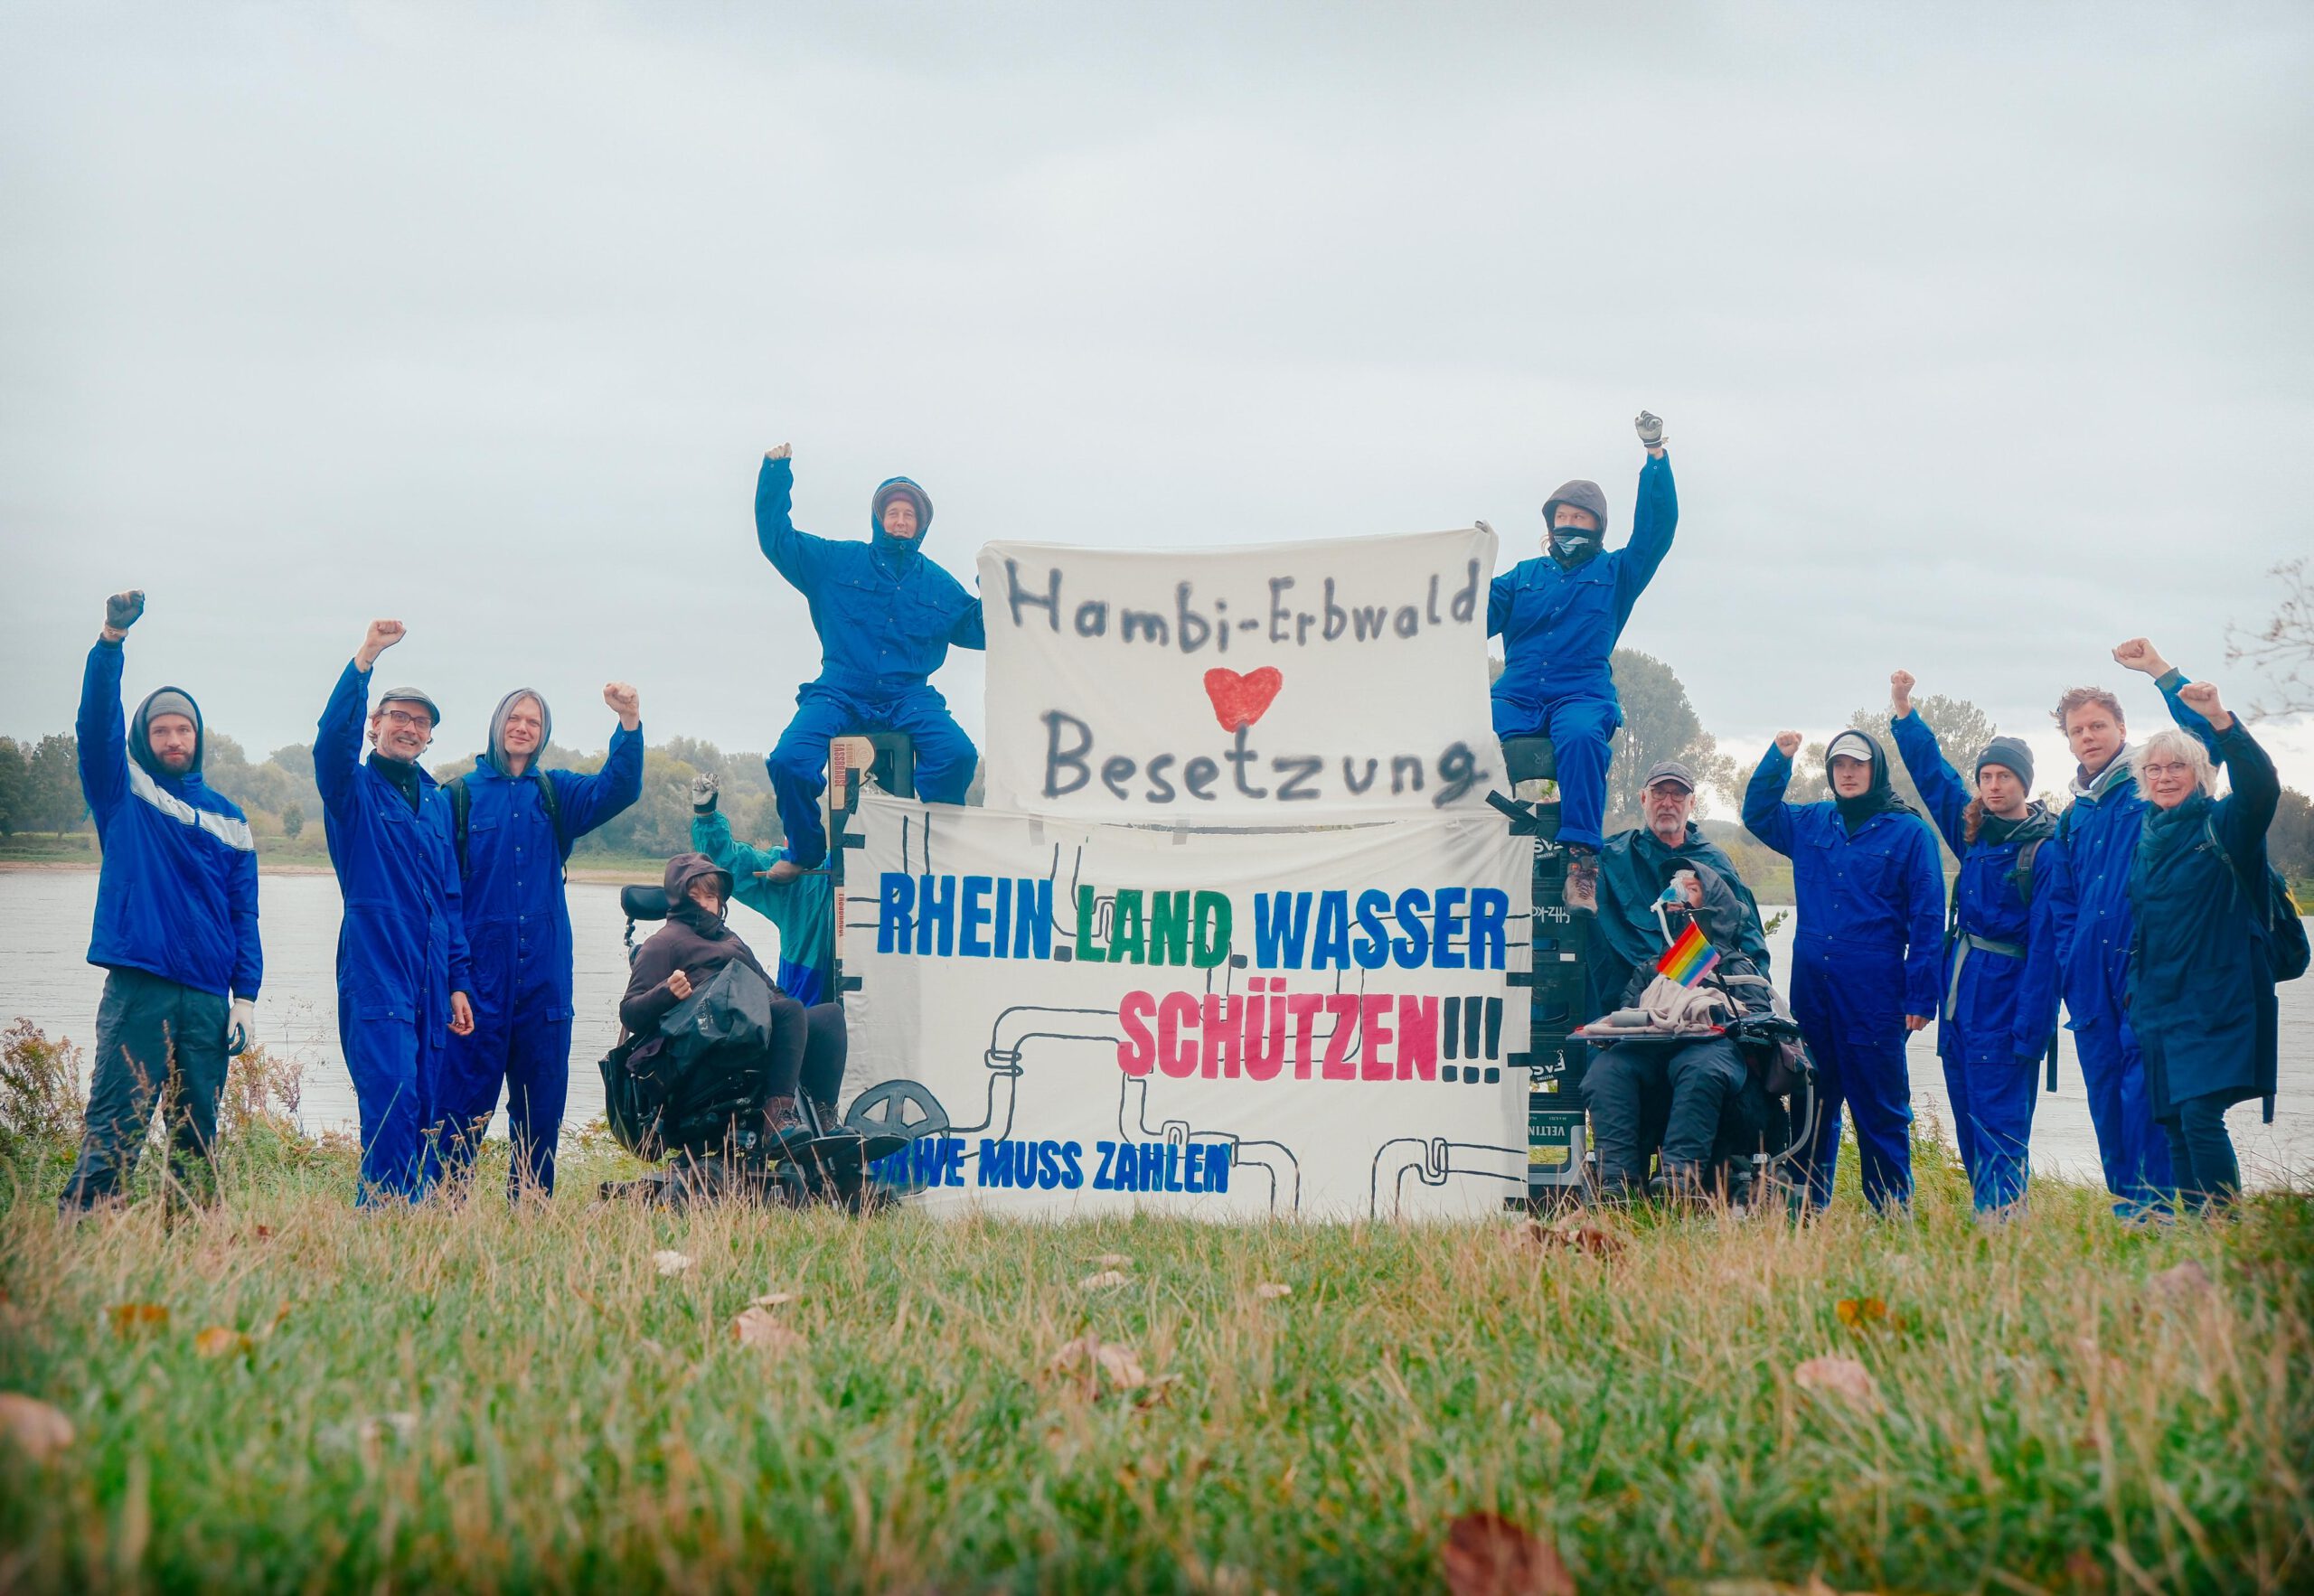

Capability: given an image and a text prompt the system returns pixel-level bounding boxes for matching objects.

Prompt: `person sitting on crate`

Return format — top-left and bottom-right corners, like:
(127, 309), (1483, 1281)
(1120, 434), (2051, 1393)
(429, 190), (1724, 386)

(1579, 857), (1795, 1206)
(613, 852), (823, 1150)
(1585, 758), (1770, 1023)
(1488, 411), (1678, 910)
(754, 443), (985, 883)
(685, 772), (834, 1006)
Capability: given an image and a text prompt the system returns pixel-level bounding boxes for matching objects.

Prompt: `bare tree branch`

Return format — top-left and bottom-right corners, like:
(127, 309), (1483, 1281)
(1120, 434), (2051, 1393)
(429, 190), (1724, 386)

(2226, 557), (2314, 720)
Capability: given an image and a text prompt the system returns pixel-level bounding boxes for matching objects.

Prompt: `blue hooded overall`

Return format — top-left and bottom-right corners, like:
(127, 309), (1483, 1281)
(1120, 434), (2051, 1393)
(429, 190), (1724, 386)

(690, 806), (833, 1006)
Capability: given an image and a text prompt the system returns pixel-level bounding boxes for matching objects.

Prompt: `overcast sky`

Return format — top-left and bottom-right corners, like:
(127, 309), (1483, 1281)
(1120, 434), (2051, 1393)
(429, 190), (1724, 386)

(5, 2), (2310, 800)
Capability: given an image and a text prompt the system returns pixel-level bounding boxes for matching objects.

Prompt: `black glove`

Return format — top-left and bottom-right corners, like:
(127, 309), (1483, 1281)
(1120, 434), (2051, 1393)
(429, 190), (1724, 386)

(690, 772), (720, 814)
(1634, 411), (1666, 449)
(107, 590), (146, 632)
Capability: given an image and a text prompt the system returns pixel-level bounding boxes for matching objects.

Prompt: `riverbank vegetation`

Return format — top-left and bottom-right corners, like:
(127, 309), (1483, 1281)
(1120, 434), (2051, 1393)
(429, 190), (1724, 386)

(0, 1026), (2306, 1591)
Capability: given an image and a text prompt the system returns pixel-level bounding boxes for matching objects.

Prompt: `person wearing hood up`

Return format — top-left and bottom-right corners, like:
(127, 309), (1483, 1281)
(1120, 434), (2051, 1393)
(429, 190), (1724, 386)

(1488, 412), (1678, 908)
(754, 444), (985, 881)
(60, 591), (262, 1210)
(616, 853), (825, 1134)
(315, 619), (475, 1205)
(1745, 726), (1944, 1212)
(2043, 639), (2222, 1218)
(436, 682), (645, 1198)
(685, 772), (833, 1005)
(1887, 672), (2060, 1218)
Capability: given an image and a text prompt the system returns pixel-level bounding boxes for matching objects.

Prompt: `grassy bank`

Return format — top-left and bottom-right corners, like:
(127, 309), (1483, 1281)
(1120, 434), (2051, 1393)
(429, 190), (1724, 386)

(1, 1092), (2307, 1592)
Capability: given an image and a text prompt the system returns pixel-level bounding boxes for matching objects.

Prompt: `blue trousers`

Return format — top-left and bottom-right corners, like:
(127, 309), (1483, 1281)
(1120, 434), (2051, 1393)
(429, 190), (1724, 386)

(1492, 694), (1619, 850)
(2073, 1017), (2173, 1216)
(1794, 1019), (1914, 1213)
(340, 1013), (439, 1206)
(1941, 1040), (2037, 1211)
(769, 682), (979, 868)
(437, 1005), (572, 1197)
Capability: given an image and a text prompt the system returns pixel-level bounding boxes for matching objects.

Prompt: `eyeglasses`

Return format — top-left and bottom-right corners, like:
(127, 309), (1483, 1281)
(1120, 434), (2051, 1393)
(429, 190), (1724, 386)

(2141, 762), (2196, 778)
(379, 709), (434, 729)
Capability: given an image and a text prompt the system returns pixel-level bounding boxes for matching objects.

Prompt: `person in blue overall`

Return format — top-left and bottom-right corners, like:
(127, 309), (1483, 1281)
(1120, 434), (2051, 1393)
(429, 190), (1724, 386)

(61, 590), (262, 1211)
(2043, 637), (2220, 1217)
(1489, 411), (1677, 907)
(1886, 671), (2059, 1218)
(755, 444), (985, 881)
(2124, 683), (2285, 1213)
(315, 618), (475, 1205)
(1745, 728), (1944, 1212)
(686, 772), (835, 1007)
(437, 682), (645, 1198)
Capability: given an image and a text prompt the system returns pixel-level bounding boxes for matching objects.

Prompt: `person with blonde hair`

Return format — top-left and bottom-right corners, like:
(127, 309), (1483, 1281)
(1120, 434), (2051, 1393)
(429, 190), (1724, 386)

(2122, 679), (2284, 1211)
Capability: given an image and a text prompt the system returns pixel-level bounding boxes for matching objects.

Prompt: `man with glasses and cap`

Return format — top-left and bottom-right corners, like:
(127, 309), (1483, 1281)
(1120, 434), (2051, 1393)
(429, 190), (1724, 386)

(315, 618), (475, 1205)
(60, 590), (263, 1211)
(436, 682), (645, 1200)
(1745, 725), (1944, 1213)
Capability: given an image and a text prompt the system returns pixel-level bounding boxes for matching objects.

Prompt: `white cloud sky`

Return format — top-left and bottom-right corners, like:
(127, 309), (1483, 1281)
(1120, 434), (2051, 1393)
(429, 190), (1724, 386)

(4, 1), (2309, 789)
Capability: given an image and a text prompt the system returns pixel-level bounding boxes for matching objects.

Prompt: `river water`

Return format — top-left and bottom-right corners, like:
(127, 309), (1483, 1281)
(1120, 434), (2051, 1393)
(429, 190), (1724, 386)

(3, 870), (2307, 1188)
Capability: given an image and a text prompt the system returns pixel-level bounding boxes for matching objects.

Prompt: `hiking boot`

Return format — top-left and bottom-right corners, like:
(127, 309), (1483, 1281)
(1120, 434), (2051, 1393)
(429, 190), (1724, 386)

(1565, 847), (1600, 912)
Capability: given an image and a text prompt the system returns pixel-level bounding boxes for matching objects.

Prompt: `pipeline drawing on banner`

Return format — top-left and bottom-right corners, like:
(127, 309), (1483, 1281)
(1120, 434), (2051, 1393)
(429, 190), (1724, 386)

(838, 792), (1529, 1219)
(975, 527), (1501, 821)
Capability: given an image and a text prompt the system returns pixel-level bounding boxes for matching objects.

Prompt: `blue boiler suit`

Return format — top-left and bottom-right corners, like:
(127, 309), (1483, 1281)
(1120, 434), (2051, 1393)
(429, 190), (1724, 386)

(315, 661), (474, 1204)
(690, 807), (834, 1006)
(2045, 671), (2217, 1215)
(1889, 712), (2060, 1212)
(1488, 453), (1678, 851)
(1745, 741), (1944, 1212)
(757, 457), (985, 867)
(437, 715), (644, 1197)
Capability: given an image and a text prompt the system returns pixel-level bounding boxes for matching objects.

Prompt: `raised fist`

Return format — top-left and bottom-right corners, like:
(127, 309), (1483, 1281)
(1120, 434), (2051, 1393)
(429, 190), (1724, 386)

(666, 969), (693, 1001)
(1774, 731), (1803, 758)
(604, 681), (640, 728)
(690, 772), (720, 813)
(2176, 680), (2230, 729)
(1890, 669), (1916, 716)
(104, 590), (146, 635)
(765, 443), (792, 461)
(2111, 637), (2171, 678)
(357, 619), (406, 670)
(1634, 411), (1667, 452)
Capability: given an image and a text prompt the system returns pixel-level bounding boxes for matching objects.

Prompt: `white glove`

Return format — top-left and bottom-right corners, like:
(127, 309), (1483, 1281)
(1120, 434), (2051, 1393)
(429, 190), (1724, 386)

(690, 772), (720, 813)
(228, 998), (255, 1056)
(1634, 410), (1666, 449)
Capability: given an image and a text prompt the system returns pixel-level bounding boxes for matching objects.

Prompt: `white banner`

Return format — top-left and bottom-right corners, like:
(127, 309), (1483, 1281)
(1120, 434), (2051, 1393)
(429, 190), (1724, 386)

(976, 528), (1501, 820)
(838, 790), (1529, 1219)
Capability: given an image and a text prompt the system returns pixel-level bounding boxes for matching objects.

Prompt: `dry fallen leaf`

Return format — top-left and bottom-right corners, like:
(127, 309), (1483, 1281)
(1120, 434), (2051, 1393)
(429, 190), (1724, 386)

(1834, 1296), (1888, 1329)
(106, 1302), (169, 1337)
(2149, 1259), (2213, 1300)
(748, 1291), (802, 1308)
(732, 1307), (805, 1351)
(193, 1326), (254, 1360)
(1254, 1282), (1293, 1300)
(0, 1394), (75, 1462)
(1515, 1216), (1626, 1260)
(1440, 1510), (1577, 1596)
(652, 1250), (696, 1277)
(1792, 1355), (1880, 1410)
(1046, 1334), (1178, 1404)
(1078, 1269), (1130, 1291)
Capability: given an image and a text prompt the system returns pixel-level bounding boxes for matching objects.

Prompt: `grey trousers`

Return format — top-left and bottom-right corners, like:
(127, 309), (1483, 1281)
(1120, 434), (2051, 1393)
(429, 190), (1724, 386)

(60, 968), (230, 1210)
(1584, 1036), (1748, 1195)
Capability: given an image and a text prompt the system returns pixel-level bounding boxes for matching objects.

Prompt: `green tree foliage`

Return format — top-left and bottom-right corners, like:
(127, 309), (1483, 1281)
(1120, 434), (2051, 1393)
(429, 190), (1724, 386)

(2270, 788), (2314, 882)
(281, 803), (305, 840)
(0, 738), (29, 835)
(19, 735), (85, 833)
(1603, 650), (1736, 826)
(1780, 693), (1996, 836)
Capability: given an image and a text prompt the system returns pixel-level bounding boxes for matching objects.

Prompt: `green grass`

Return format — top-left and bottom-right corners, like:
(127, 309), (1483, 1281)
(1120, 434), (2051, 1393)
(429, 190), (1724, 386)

(1, 1099), (2309, 1592)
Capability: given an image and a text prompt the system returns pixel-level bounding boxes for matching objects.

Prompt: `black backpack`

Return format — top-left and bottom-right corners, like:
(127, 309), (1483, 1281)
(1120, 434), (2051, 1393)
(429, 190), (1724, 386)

(447, 773), (567, 880)
(2204, 813), (2310, 982)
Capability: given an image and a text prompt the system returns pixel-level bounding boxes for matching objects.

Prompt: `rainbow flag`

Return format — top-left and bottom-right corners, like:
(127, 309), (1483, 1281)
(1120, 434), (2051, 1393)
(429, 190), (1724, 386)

(1655, 921), (1720, 988)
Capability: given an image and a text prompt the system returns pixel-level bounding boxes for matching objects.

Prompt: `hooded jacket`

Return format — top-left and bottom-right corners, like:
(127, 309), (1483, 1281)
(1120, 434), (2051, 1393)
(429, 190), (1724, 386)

(1488, 453), (1676, 709)
(315, 659), (472, 1031)
(689, 807), (832, 1005)
(2045, 671), (2222, 1034)
(755, 456), (986, 697)
(619, 853), (773, 1039)
(1890, 709), (2061, 1064)
(1745, 738), (1946, 1033)
(453, 689), (644, 1024)
(77, 640), (261, 999)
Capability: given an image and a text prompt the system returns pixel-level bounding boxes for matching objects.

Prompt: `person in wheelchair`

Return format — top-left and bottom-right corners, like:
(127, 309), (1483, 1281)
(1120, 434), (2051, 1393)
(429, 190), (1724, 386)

(1582, 860), (1789, 1206)
(616, 852), (823, 1144)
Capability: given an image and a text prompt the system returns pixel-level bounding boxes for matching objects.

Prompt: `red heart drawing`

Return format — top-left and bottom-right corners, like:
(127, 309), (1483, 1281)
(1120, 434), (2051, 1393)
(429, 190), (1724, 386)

(1203, 666), (1284, 732)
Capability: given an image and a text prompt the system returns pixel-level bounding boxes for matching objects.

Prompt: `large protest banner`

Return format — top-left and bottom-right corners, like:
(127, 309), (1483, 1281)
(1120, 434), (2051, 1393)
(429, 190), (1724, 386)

(976, 528), (1501, 821)
(839, 790), (1529, 1219)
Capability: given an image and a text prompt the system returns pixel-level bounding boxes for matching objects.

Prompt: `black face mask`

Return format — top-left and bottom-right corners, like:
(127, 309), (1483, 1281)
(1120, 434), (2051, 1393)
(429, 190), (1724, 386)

(1549, 528), (1598, 567)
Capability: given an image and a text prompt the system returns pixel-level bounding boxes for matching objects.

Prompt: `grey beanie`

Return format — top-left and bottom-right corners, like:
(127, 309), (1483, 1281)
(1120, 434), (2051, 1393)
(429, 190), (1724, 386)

(1976, 736), (2035, 789)
(1542, 479), (1612, 536)
(142, 689), (197, 728)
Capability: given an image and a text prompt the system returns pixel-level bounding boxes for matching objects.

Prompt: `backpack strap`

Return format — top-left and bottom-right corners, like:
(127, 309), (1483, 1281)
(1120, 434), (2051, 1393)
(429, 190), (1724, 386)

(2010, 837), (2045, 908)
(447, 776), (471, 878)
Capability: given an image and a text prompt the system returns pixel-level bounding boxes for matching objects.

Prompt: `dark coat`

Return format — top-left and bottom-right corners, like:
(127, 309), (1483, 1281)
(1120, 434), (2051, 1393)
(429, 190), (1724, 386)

(1588, 821), (1770, 1021)
(620, 853), (773, 1047)
(2125, 721), (2282, 1117)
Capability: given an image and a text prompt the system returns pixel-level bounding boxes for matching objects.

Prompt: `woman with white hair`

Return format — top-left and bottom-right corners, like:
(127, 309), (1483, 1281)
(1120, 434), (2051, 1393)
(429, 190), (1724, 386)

(2124, 678), (2283, 1212)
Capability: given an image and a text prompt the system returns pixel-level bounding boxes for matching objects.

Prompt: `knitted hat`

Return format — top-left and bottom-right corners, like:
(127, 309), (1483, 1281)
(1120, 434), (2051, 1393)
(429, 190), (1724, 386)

(1976, 735), (2035, 789)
